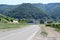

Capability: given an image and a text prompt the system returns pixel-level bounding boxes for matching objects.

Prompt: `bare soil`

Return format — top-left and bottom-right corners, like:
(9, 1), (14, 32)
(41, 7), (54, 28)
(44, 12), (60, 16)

(31, 25), (60, 40)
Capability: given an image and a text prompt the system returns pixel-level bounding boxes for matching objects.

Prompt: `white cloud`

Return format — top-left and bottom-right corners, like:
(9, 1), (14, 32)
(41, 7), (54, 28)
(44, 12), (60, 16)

(0, 0), (60, 5)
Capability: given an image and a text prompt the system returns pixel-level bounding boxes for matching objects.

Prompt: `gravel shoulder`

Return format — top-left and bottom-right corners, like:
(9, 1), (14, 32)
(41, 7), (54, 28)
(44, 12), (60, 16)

(31, 24), (60, 40)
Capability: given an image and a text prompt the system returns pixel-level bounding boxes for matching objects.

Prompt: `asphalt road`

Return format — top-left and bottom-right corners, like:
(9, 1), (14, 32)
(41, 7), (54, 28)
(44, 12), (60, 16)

(0, 25), (40, 40)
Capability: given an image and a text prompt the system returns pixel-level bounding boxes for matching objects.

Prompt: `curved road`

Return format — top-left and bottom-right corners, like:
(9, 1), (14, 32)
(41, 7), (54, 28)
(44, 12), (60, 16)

(0, 25), (40, 40)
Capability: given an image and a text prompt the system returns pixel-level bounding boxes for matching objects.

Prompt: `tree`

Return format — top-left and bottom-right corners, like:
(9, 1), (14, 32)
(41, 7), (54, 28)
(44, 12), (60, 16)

(0, 18), (1, 21)
(18, 19), (21, 22)
(5, 18), (10, 21)
(47, 20), (53, 24)
(40, 19), (45, 24)
(10, 19), (13, 22)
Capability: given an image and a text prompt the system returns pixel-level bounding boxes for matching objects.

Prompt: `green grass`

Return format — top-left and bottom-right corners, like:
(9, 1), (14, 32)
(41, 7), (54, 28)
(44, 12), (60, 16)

(55, 28), (60, 32)
(45, 23), (60, 32)
(0, 22), (28, 30)
(40, 26), (48, 37)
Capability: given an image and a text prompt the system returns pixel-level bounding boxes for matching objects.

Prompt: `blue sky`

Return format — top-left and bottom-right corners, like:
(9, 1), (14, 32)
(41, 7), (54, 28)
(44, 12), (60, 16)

(0, 0), (60, 5)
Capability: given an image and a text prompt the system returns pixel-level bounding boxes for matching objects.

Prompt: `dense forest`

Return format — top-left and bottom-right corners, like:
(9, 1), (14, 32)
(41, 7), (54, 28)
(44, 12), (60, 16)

(0, 3), (60, 21)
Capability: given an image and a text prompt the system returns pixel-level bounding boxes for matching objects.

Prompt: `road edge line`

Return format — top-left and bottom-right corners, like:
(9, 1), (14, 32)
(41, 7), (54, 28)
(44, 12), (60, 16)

(27, 28), (39, 40)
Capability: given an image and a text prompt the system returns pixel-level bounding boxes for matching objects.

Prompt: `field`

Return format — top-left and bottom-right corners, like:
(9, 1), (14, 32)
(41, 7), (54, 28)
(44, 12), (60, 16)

(0, 22), (28, 30)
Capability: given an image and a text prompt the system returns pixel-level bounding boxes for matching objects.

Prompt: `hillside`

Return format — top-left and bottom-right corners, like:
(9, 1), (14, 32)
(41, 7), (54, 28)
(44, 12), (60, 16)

(2, 3), (48, 20)
(0, 3), (60, 20)
(33, 3), (60, 18)
(0, 14), (14, 22)
(0, 4), (18, 14)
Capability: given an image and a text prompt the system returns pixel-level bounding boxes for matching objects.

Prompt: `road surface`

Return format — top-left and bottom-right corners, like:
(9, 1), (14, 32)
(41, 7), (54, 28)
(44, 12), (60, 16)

(0, 25), (40, 40)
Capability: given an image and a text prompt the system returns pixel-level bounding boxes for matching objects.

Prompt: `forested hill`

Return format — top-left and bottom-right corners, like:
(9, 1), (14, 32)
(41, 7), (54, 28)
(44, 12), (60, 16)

(33, 3), (60, 19)
(0, 4), (18, 14)
(1, 3), (48, 19)
(0, 3), (60, 20)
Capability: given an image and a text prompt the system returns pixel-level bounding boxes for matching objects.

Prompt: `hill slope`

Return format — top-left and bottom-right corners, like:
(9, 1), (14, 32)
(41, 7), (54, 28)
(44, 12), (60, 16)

(3, 3), (48, 19)
(0, 14), (14, 22)
(0, 4), (18, 14)
(33, 3), (60, 19)
(0, 3), (60, 20)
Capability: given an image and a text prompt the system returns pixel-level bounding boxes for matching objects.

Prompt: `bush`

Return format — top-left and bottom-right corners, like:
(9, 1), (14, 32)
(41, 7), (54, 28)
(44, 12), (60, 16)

(45, 24), (51, 26)
(10, 19), (13, 22)
(46, 23), (60, 32)
(46, 23), (60, 29)
(47, 21), (53, 24)
(40, 19), (45, 24)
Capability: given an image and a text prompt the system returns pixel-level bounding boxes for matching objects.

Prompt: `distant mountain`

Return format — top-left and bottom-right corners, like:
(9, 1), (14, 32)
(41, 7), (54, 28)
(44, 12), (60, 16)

(33, 3), (60, 19)
(2, 3), (48, 19)
(0, 3), (60, 20)
(33, 3), (60, 11)
(0, 4), (18, 14)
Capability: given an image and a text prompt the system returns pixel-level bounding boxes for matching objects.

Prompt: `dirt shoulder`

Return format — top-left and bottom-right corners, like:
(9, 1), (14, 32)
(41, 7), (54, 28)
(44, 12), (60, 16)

(31, 24), (60, 40)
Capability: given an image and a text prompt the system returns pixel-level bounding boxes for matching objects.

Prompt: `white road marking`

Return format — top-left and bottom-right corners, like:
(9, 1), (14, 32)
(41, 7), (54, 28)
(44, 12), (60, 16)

(27, 26), (40, 40)
(0, 25), (40, 40)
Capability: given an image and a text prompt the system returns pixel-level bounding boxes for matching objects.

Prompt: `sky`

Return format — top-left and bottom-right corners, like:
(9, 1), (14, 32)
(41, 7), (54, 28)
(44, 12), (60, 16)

(0, 0), (60, 5)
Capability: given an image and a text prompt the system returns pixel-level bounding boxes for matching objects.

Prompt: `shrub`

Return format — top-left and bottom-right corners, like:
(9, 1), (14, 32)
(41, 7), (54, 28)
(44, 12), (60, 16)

(46, 23), (60, 29)
(10, 19), (13, 22)
(45, 24), (51, 26)
(47, 21), (53, 24)
(40, 19), (45, 24)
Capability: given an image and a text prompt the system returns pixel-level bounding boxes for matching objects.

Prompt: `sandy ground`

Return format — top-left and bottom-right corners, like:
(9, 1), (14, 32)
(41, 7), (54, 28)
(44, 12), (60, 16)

(31, 25), (60, 40)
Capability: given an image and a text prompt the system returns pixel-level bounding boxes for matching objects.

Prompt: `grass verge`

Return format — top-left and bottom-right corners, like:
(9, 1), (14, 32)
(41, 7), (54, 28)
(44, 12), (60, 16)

(55, 28), (60, 32)
(45, 23), (60, 32)
(40, 25), (48, 37)
(0, 22), (29, 30)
